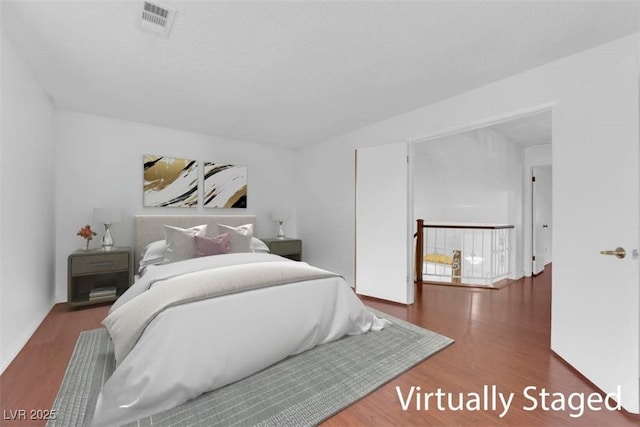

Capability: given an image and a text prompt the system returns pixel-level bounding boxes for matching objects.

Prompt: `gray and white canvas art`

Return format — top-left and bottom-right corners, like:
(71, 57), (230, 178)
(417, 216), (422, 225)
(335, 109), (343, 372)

(203, 163), (247, 208)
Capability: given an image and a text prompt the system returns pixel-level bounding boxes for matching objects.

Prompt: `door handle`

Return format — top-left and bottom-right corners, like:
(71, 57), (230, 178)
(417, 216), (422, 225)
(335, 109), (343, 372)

(600, 247), (626, 259)
(542, 225), (549, 228)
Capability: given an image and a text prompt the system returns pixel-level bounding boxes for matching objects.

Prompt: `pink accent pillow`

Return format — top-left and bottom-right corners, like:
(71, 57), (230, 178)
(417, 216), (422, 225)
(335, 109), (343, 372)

(194, 233), (231, 257)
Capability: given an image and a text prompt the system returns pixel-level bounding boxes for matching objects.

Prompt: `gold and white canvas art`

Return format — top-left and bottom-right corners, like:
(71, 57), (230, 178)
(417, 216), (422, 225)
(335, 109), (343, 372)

(143, 155), (198, 207)
(203, 163), (247, 208)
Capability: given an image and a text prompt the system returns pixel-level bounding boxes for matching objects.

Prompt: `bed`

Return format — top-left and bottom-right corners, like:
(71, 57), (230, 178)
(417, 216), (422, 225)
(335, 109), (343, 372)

(91, 215), (389, 426)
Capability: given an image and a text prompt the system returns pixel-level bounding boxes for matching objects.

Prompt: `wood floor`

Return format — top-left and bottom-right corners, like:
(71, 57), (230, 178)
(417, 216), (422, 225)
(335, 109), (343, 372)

(1, 265), (639, 426)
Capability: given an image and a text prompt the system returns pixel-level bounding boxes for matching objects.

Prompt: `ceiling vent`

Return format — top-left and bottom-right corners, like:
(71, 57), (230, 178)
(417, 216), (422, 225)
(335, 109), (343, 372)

(140, 1), (176, 38)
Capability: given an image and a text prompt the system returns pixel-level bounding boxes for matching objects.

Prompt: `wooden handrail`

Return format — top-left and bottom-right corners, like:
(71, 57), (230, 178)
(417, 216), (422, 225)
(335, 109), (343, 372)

(421, 223), (514, 230)
(415, 219), (424, 284)
(414, 219), (514, 286)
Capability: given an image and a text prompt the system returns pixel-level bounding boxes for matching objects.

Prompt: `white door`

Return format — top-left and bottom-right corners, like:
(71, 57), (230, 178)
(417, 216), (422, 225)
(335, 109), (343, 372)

(552, 52), (639, 413)
(355, 143), (413, 304)
(532, 165), (552, 274)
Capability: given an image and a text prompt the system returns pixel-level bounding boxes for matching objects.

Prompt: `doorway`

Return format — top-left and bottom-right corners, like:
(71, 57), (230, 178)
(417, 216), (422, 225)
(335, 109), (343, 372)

(412, 109), (552, 281)
(532, 165), (552, 275)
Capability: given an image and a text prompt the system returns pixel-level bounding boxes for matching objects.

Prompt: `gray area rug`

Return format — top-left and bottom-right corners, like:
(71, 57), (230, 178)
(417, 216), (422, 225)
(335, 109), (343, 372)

(48, 309), (453, 426)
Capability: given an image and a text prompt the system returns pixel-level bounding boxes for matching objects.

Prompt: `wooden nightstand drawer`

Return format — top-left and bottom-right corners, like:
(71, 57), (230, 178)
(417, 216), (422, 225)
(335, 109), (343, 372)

(262, 238), (302, 261)
(268, 239), (301, 256)
(68, 248), (133, 308)
(71, 252), (129, 275)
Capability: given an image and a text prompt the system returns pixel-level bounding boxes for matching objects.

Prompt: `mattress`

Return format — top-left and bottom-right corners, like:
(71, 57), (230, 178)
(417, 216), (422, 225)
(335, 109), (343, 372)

(92, 253), (389, 426)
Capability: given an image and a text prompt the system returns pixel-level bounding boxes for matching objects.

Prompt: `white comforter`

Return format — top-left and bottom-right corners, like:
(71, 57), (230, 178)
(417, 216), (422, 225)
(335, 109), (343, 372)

(92, 253), (389, 426)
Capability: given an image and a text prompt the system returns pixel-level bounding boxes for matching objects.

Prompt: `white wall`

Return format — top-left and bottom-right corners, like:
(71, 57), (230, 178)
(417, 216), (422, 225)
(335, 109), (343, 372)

(0, 32), (55, 373)
(296, 139), (358, 284)
(297, 34), (637, 286)
(413, 128), (525, 279)
(525, 143), (552, 167)
(53, 111), (298, 302)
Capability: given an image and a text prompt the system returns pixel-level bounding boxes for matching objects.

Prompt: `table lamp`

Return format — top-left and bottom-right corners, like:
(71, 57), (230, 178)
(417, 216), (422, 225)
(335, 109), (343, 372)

(93, 208), (122, 250)
(271, 208), (288, 239)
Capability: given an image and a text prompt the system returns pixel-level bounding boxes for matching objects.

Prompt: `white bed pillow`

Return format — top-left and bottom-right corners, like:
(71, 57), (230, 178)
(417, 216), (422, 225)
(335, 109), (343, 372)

(217, 223), (253, 253)
(139, 239), (167, 274)
(252, 237), (270, 253)
(164, 224), (207, 263)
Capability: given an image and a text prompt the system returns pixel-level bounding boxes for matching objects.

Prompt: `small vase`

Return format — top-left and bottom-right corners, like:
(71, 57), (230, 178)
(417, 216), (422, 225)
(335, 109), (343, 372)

(85, 239), (90, 251)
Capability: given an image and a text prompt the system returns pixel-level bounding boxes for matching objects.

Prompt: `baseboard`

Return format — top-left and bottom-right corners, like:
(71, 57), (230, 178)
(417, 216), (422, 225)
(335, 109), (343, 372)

(0, 303), (52, 375)
(509, 271), (525, 281)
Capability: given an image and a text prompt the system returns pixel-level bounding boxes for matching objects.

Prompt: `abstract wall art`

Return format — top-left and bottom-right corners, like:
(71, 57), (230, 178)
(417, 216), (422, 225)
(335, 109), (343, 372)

(143, 155), (198, 207)
(203, 163), (247, 208)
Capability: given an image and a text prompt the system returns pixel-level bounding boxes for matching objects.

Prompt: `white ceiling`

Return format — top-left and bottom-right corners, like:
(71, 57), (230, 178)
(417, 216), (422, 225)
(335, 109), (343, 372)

(490, 110), (552, 148)
(2, 1), (638, 149)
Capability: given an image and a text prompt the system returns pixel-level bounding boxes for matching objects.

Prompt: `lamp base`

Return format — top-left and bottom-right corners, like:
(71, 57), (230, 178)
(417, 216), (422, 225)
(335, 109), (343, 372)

(277, 221), (285, 239)
(101, 224), (114, 250)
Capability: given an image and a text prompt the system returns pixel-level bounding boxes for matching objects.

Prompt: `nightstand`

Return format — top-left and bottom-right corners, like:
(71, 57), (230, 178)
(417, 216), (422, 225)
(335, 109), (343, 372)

(262, 238), (302, 261)
(67, 247), (133, 308)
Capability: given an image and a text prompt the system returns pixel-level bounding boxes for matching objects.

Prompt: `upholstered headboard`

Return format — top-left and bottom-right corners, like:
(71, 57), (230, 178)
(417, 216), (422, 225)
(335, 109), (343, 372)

(134, 215), (257, 270)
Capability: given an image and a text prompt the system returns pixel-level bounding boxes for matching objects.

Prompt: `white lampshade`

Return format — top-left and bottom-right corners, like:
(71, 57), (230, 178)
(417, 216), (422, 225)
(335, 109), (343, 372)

(271, 208), (288, 222)
(93, 208), (122, 225)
